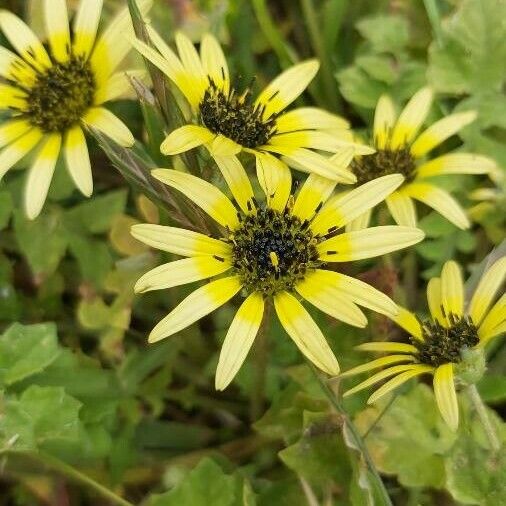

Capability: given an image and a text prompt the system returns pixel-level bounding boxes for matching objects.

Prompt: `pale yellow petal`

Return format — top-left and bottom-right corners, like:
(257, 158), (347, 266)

(64, 126), (92, 196)
(94, 69), (146, 104)
(310, 174), (404, 235)
(390, 306), (423, 340)
(292, 174), (337, 223)
(317, 226), (424, 262)
(295, 272), (368, 328)
(200, 33), (229, 94)
(82, 107), (134, 147)
(346, 209), (372, 232)
(44, 0), (70, 62)
(255, 60), (319, 118)
(373, 95), (396, 149)
(0, 128), (42, 180)
(416, 153), (497, 179)
(131, 224), (231, 257)
(469, 257), (506, 327)
(209, 135), (241, 157)
(215, 292), (264, 390)
(427, 277), (446, 325)
(151, 169), (240, 229)
(255, 152), (291, 212)
(385, 191), (417, 227)
(73, 0), (103, 58)
(160, 125), (214, 155)
(433, 363), (459, 431)
(134, 255), (231, 293)
(175, 31), (207, 96)
(441, 260), (464, 318)
(340, 355), (416, 378)
(276, 107), (348, 133)
(390, 87), (433, 149)
(478, 294), (506, 345)
(355, 342), (418, 354)
(24, 133), (61, 220)
(411, 111), (477, 158)
(274, 291), (340, 375)
(148, 276), (242, 343)
(403, 182), (470, 230)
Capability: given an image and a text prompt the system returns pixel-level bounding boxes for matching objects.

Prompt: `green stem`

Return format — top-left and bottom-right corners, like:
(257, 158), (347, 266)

(308, 364), (393, 506)
(467, 384), (501, 452)
(1, 450), (133, 506)
(423, 0), (444, 47)
(250, 300), (272, 422)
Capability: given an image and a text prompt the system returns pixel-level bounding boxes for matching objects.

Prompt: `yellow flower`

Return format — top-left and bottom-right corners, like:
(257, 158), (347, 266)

(131, 28), (373, 194)
(342, 257), (506, 431)
(0, 0), (151, 219)
(131, 160), (424, 390)
(349, 87), (496, 230)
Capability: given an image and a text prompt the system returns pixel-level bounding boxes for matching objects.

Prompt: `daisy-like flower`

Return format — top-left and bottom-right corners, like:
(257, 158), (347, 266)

(342, 258), (506, 430)
(349, 87), (496, 230)
(0, 0), (151, 219)
(131, 28), (372, 195)
(131, 158), (424, 390)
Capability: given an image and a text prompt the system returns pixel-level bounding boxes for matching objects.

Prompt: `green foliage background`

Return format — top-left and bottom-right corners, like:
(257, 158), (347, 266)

(0, 0), (504, 504)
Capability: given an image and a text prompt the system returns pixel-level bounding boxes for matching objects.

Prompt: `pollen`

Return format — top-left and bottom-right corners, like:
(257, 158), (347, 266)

(199, 79), (277, 148)
(351, 147), (416, 185)
(412, 313), (480, 367)
(230, 206), (322, 295)
(25, 56), (96, 132)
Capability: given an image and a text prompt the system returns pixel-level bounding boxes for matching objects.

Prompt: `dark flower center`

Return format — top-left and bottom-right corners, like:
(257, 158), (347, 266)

(199, 80), (277, 148)
(230, 206), (322, 295)
(25, 56), (95, 132)
(351, 148), (416, 184)
(412, 313), (480, 367)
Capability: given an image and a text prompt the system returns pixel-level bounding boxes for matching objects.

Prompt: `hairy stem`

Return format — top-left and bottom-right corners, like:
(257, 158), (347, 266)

(308, 364), (393, 506)
(467, 384), (501, 452)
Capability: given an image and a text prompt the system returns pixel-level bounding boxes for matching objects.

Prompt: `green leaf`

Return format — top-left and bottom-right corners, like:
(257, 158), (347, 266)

(354, 384), (456, 488)
(477, 375), (506, 404)
(0, 386), (81, 450)
(428, 0), (506, 94)
(356, 55), (396, 84)
(0, 323), (60, 387)
(356, 15), (409, 53)
(0, 189), (13, 230)
(148, 458), (239, 506)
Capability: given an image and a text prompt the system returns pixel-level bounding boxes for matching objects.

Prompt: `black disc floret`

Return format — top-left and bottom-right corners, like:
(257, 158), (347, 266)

(351, 147), (416, 184)
(230, 206), (323, 295)
(199, 79), (277, 148)
(26, 56), (95, 132)
(411, 313), (480, 367)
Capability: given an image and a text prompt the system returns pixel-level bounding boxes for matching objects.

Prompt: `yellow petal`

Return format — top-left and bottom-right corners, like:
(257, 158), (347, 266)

(255, 60), (319, 118)
(403, 182), (470, 230)
(131, 223), (231, 257)
(24, 133), (61, 220)
(441, 260), (464, 318)
(175, 31), (207, 97)
(209, 135), (241, 157)
(276, 107), (348, 132)
(160, 125), (214, 155)
(317, 226), (424, 262)
(151, 169), (240, 229)
(385, 191), (417, 227)
(0, 84), (27, 111)
(411, 111), (477, 158)
(255, 152), (291, 212)
(0, 128), (42, 180)
(274, 291), (340, 375)
(367, 365), (433, 404)
(95, 69), (146, 104)
(391, 306), (423, 340)
(64, 126), (92, 196)
(310, 174), (404, 235)
(433, 363), (459, 431)
(200, 33), (229, 94)
(416, 153), (497, 179)
(427, 277), (446, 325)
(0, 10), (51, 70)
(295, 272), (368, 328)
(340, 355), (416, 378)
(148, 276), (242, 343)
(390, 87), (433, 149)
(469, 257), (506, 327)
(134, 255), (231, 293)
(215, 292), (264, 390)
(355, 342), (418, 354)
(373, 95), (396, 149)
(0, 119), (33, 149)
(346, 208), (372, 232)
(478, 294), (506, 345)
(83, 107), (134, 147)
(44, 0), (70, 62)
(213, 155), (254, 215)
(73, 0), (103, 58)
(292, 174), (337, 223)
